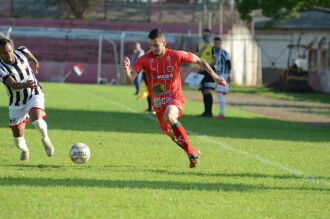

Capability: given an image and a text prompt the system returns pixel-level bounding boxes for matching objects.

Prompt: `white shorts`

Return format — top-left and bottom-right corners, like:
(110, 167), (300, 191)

(9, 93), (45, 128)
(216, 74), (229, 94)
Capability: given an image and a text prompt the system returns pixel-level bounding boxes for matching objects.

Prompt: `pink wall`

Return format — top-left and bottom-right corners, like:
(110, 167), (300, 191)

(0, 17), (232, 34)
(36, 61), (117, 83)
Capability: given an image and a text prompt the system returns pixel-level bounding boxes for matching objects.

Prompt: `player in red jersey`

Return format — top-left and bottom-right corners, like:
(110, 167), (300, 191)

(122, 28), (226, 168)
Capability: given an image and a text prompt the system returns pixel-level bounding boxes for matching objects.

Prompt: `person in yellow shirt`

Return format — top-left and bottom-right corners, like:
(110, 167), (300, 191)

(196, 28), (215, 117)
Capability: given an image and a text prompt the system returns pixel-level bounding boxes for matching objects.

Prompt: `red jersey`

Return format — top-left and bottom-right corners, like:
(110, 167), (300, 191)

(133, 48), (193, 112)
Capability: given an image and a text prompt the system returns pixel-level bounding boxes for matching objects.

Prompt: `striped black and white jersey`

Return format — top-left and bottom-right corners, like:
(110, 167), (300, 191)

(0, 46), (42, 107)
(213, 48), (231, 76)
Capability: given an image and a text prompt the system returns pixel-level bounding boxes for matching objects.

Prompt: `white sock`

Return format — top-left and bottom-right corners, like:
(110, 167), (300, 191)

(32, 119), (49, 139)
(13, 136), (29, 152)
(217, 93), (226, 115)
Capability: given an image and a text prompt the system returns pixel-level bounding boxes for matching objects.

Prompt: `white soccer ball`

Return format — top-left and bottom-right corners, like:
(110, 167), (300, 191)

(69, 143), (91, 164)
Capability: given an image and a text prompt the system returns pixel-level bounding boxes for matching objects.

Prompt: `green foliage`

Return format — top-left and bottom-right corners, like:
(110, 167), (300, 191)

(35, 0), (100, 18)
(236, 0), (330, 22)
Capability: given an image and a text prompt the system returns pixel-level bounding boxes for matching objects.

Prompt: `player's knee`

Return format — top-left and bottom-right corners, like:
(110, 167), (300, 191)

(217, 93), (225, 102)
(32, 119), (48, 138)
(11, 127), (24, 138)
(164, 105), (179, 125)
(163, 113), (176, 126)
(32, 119), (47, 130)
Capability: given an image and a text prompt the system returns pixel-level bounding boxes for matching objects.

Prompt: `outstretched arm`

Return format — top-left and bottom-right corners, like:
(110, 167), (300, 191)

(26, 51), (39, 73)
(191, 54), (226, 86)
(122, 57), (138, 83)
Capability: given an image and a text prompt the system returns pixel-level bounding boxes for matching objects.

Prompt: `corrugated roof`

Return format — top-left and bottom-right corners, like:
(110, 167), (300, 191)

(255, 10), (330, 30)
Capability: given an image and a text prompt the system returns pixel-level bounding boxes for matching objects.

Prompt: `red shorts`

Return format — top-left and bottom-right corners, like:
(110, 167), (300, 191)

(155, 98), (185, 134)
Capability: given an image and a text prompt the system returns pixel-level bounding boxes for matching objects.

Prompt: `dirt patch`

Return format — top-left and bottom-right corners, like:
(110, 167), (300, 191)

(183, 90), (330, 127)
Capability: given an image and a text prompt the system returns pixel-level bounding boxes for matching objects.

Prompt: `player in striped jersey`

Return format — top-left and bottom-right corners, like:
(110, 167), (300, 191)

(213, 37), (231, 119)
(123, 29), (226, 168)
(0, 38), (54, 161)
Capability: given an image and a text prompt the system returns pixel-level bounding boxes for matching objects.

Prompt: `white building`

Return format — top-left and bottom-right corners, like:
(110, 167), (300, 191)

(254, 9), (330, 93)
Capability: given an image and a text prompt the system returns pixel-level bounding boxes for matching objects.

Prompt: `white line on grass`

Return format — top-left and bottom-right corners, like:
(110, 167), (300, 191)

(61, 84), (330, 186)
(188, 131), (330, 186)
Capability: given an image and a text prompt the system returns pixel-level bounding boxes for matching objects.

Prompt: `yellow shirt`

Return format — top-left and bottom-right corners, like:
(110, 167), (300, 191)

(198, 42), (214, 64)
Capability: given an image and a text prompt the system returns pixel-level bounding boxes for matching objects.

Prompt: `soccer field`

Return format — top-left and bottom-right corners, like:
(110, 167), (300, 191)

(0, 82), (329, 218)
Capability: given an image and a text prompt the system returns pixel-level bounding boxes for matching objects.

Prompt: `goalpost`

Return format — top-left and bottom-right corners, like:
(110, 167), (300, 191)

(97, 34), (121, 84)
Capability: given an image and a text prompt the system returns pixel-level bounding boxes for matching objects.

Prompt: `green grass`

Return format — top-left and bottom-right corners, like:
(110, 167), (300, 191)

(0, 82), (329, 219)
(229, 84), (330, 104)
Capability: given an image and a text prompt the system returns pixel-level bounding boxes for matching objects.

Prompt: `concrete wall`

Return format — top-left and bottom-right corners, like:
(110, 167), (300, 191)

(320, 70), (330, 93)
(222, 24), (262, 86)
(255, 30), (329, 68)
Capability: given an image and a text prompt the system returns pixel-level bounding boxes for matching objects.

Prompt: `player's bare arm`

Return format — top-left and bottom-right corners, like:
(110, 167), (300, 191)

(26, 51), (39, 73)
(122, 57), (138, 83)
(192, 54), (226, 86)
(4, 75), (37, 90)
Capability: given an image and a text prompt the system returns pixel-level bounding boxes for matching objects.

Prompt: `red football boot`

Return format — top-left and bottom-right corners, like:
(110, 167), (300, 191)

(187, 148), (201, 168)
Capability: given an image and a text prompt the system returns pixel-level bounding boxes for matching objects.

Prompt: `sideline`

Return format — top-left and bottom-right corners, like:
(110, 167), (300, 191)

(61, 84), (330, 186)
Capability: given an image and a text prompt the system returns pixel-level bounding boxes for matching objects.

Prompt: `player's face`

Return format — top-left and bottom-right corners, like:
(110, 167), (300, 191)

(149, 37), (166, 57)
(214, 40), (222, 50)
(0, 43), (15, 64)
(202, 31), (211, 42)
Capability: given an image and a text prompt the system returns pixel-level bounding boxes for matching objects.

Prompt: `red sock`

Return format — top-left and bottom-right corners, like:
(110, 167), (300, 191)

(171, 121), (193, 154)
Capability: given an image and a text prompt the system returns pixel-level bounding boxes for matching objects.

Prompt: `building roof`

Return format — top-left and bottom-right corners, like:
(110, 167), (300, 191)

(255, 9), (330, 30)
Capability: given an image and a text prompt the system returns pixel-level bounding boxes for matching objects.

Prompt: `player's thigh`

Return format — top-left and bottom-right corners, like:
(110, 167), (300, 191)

(28, 94), (46, 122)
(9, 107), (28, 128)
(29, 108), (45, 122)
(202, 88), (212, 95)
(216, 83), (229, 94)
(156, 110), (171, 134)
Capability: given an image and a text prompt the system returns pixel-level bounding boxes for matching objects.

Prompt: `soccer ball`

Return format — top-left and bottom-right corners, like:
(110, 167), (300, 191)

(69, 143), (90, 164)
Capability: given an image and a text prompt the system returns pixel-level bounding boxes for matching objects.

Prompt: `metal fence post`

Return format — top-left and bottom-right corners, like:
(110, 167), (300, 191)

(97, 34), (103, 84)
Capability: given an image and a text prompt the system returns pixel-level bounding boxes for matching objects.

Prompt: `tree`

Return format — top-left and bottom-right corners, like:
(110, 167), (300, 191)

(236, 0), (330, 22)
(37, 0), (102, 19)
(65, 0), (93, 19)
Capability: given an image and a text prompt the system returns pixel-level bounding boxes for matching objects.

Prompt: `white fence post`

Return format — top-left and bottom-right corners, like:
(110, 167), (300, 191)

(97, 34), (103, 84)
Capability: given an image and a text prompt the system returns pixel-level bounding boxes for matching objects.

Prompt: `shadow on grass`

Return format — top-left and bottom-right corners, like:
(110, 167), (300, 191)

(147, 169), (330, 181)
(0, 107), (329, 142)
(1, 164), (64, 169)
(1, 176), (329, 192)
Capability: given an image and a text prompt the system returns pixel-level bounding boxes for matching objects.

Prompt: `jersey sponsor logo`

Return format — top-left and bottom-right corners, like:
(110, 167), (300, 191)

(153, 83), (165, 95)
(166, 56), (171, 62)
(167, 66), (173, 72)
(153, 83), (172, 95)
(156, 73), (173, 80)
(154, 96), (173, 107)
